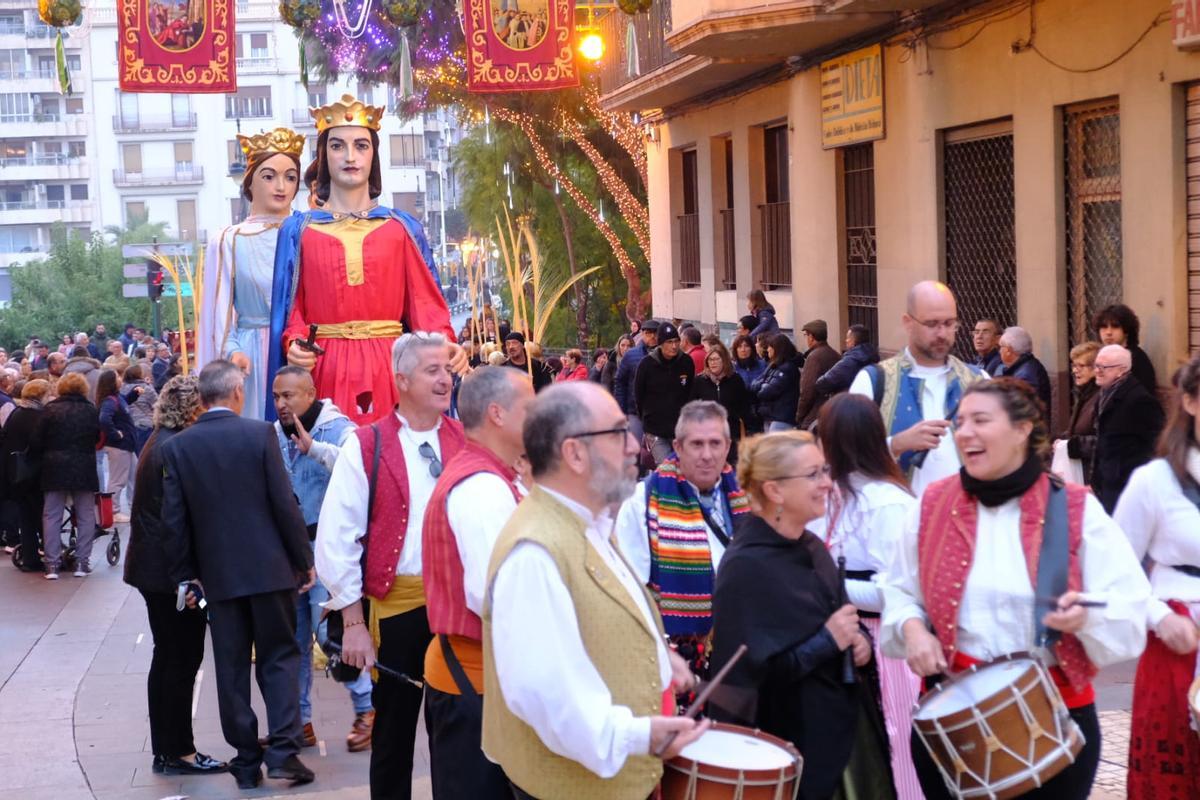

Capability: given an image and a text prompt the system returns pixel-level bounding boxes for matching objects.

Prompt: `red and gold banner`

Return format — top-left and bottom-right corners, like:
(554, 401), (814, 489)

(464, 0), (579, 93)
(118, 0), (235, 93)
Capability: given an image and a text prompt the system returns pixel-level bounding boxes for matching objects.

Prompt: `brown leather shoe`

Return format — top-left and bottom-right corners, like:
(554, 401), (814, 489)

(301, 722), (317, 748)
(346, 711), (374, 752)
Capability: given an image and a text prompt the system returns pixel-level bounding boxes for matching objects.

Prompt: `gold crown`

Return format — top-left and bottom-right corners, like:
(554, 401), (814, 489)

(238, 128), (307, 161)
(311, 94), (384, 134)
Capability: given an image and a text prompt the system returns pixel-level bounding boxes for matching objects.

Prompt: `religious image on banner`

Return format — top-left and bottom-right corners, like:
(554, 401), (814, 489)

(465, 0), (578, 93)
(118, 0), (235, 92)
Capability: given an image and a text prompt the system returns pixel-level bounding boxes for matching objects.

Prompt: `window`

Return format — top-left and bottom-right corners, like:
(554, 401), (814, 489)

(225, 86), (271, 119)
(842, 143), (877, 339)
(2, 141), (26, 159)
(250, 33), (268, 58)
(174, 142), (194, 169)
(389, 134), (424, 167)
(760, 123), (791, 288)
(46, 185), (65, 203)
(719, 137), (736, 289)
(307, 85), (327, 108)
(38, 97), (60, 119)
(65, 97), (83, 114)
(391, 191), (423, 216)
(0, 93), (30, 121)
(41, 141), (61, 155)
(66, 54), (81, 72)
(764, 124), (789, 204)
(177, 199), (197, 238)
(0, 228), (37, 252)
(678, 149), (699, 287)
(70, 184), (88, 200)
(118, 91), (138, 125)
(0, 49), (22, 79)
(1064, 100), (1122, 348)
(125, 201), (147, 224)
(230, 197), (246, 225)
(68, 140), (85, 158)
(122, 143), (142, 173)
(171, 94), (191, 126)
(227, 139), (242, 166)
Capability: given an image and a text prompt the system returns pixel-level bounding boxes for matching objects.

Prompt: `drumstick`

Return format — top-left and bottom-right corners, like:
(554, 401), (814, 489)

(838, 556), (857, 685)
(1035, 594), (1108, 610)
(653, 643), (748, 758)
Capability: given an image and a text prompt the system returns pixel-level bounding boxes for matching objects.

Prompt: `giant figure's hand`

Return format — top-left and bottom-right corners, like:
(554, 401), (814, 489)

(287, 340), (317, 371)
(448, 342), (470, 375)
(230, 351), (252, 374)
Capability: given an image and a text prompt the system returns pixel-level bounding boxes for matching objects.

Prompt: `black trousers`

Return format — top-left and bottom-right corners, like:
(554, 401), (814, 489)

(912, 703), (1101, 800)
(206, 589), (302, 779)
(140, 589), (207, 758)
(15, 490), (43, 569)
(424, 685), (509, 800)
(370, 606), (432, 800)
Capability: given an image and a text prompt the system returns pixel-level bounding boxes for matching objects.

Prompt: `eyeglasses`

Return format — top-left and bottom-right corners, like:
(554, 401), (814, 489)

(773, 464), (832, 482)
(418, 441), (443, 478)
(911, 317), (961, 333)
(1092, 363), (1123, 373)
(1070, 362), (1094, 371)
(568, 424), (632, 442)
(971, 328), (995, 336)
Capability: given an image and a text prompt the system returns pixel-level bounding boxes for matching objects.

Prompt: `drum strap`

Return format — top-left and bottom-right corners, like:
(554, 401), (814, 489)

(1168, 476), (1200, 579)
(1034, 478), (1069, 648)
(438, 634), (481, 706)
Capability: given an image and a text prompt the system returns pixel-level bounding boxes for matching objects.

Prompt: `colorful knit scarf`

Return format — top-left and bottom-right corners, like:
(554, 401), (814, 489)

(646, 457), (750, 636)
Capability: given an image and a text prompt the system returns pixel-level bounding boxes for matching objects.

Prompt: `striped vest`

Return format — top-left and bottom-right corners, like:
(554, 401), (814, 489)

(422, 441), (521, 640)
(646, 458), (750, 636)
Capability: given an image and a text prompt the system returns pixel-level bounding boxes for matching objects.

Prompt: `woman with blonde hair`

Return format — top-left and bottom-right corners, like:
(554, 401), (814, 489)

(710, 431), (888, 800)
(123, 376), (228, 777)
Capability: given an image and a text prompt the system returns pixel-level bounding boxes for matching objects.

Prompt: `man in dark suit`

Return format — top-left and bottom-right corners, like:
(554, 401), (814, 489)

(795, 319), (840, 430)
(1089, 344), (1165, 513)
(161, 359), (316, 791)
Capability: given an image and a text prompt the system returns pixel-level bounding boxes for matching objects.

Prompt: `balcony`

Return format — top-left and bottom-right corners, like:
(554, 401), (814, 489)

(236, 56), (277, 73)
(292, 108), (316, 126)
(235, 1), (278, 19)
(667, 0), (889, 62)
(0, 199), (92, 225)
(112, 167), (204, 187)
(0, 66), (79, 92)
(719, 208), (736, 288)
(678, 213), (700, 287)
(759, 201), (791, 289)
(112, 113), (198, 133)
(0, 21), (23, 35)
(0, 154), (88, 181)
(0, 249), (49, 268)
(2, 112), (88, 138)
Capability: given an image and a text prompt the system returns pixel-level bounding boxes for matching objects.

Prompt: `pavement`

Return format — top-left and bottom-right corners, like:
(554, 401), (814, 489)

(0, 525), (1137, 800)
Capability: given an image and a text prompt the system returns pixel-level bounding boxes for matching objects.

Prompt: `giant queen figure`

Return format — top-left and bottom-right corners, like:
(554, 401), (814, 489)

(266, 94), (462, 424)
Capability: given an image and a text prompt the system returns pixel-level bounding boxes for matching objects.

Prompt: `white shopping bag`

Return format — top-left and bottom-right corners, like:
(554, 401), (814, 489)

(1051, 438), (1084, 484)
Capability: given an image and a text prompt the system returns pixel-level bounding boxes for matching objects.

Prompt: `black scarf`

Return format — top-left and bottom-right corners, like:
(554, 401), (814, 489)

(281, 399), (323, 440)
(960, 452), (1044, 507)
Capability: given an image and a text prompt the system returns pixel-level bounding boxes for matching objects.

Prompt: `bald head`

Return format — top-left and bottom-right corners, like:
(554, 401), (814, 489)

(273, 365), (317, 424)
(903, 280), (959, 366)
(1094, 344), (1131, 389)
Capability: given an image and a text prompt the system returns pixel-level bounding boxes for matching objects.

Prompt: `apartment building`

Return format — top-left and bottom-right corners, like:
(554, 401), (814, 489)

(598, 0), (1200, 421)
(0, 5), (94, 300)
(0, 0), (465, 302)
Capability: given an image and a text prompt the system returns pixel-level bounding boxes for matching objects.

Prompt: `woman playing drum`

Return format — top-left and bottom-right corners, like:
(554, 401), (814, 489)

(881, 378), (1151, 799)
(1114, 353), (1200, 800)
(710, 431), (894, 800)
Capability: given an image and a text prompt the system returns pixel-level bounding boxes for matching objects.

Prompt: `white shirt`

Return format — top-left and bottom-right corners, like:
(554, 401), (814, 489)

(445, 472), (525, 616)
(808, 474), (916, 612)
(849, 350), (965, 496)
(488, 486), (672, 779)
(315, 412), (443, 610)
(614, 480), (727, 586)
(1113, 453), (1200, 628)
(881, 491), (1150, 668)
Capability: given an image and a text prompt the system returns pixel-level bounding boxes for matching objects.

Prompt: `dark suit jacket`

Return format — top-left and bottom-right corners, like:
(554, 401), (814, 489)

(160, 409), (312, 601)
(1090, 377), (1165, 513)
(795, 342), (841, 429)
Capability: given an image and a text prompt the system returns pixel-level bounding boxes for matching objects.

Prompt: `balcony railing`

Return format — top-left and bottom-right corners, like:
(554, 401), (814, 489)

(292, 108), (316, 125)
(678, 212), (700, 287)
(236, 56), (276, 72)
(0, 199), (86, 211)
(720, 208), (736, 289)
(0, 112), (64, 123)
(112, 167), (204, 186)
(759, 201), (791, 289)
(26, 25), (61, 39)
(0, 22), (24, 35)
(112, 113), (198, 132)
(597, 0), (680, 97)
(0, 154), (83, 167)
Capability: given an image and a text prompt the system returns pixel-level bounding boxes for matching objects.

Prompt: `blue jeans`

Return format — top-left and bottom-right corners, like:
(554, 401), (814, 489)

(296, 578), (373, 723)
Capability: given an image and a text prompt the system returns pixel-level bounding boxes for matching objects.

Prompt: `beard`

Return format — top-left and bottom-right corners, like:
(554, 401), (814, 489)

(586, 445), (637, 507)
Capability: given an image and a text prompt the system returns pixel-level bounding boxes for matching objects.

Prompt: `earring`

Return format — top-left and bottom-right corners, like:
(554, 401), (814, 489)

(774, 506), (783, 525)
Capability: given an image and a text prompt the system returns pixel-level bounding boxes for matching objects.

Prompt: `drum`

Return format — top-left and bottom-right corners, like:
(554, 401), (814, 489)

(661, 723), (802, 800)
(912, 653), (1084, 800)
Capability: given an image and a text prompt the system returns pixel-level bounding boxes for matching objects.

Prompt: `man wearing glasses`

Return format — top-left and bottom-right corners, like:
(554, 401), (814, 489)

(970, 318), (1003, 376)
(483, 383), (707, 799)
(1090, 344), (1165, 513)
(316, 332), (467, 800)
(849, 280), (986, 496)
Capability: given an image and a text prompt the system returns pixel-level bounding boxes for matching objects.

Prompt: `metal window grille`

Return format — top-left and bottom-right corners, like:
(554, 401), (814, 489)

(1065, 100), (1122, 349)
(1186, 84), (1200, 355)
(943, 128), (1016, 360)
(720, 208), (736, 289)
(843, 143), (878, 341)
(759, 202), (791, 289)
(678, 213), (700, 286)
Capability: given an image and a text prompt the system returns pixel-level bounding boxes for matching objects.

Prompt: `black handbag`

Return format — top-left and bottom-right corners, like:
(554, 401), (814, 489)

(6, 448), (39, 485)
(321, 424), (379, 683)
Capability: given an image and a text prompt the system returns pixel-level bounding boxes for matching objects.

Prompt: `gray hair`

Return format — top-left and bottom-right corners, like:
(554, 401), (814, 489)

(197, 359), (244, 405)
(74, 332), (88, 344)
(458, 366), (529, 430)
(674, 399), (730, 441)
(1000, 326), (1033, 355)
(392, 332), (449, 377)
(524, 383), (594, 479)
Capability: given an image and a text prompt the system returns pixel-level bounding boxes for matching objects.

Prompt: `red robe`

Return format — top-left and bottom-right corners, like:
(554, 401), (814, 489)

(283, 217), (454, 424)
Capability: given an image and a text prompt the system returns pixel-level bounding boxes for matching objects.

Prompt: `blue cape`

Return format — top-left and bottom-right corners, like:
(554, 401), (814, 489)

(264, 206), (441, 421)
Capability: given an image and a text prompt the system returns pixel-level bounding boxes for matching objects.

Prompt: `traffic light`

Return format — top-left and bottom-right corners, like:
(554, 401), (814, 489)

(146, 264), (164, 300)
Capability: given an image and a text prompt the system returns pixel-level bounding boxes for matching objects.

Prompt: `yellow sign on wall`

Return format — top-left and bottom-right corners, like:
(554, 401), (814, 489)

(821, 44), (885, 149)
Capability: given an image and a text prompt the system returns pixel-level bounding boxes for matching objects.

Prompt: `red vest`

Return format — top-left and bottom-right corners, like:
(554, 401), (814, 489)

(422, 441), (522, 640)
(917, 473), (1097, 693)
(356, 412), (466, 600)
